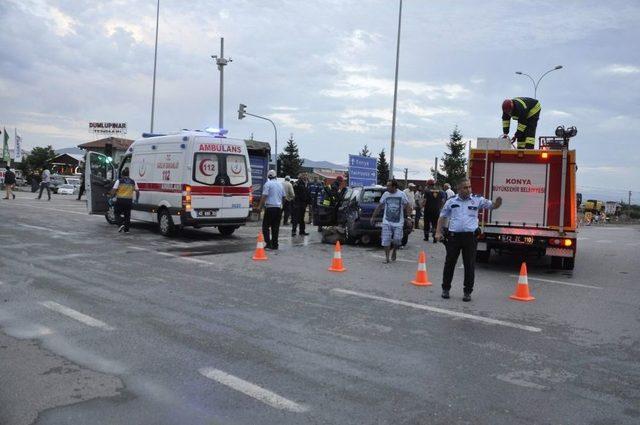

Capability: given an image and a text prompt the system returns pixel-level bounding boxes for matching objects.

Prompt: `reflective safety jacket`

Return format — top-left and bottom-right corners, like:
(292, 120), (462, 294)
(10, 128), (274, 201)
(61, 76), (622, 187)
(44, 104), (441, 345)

(115, 177), (137, 199)
(502, 97), (541, 139)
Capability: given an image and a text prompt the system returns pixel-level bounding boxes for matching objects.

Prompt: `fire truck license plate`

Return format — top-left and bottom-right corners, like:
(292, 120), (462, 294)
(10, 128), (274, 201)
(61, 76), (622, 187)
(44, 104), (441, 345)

(197, 210), (217, 217)
(500, 235), (534, 245)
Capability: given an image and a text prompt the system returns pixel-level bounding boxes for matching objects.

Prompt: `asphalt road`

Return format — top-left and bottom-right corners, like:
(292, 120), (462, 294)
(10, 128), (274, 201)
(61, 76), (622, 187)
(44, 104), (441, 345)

(1, 193), (639, 425)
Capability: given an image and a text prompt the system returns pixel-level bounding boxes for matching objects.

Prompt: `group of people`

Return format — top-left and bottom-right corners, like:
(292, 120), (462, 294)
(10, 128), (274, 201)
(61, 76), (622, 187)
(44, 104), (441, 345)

(399, 179), (455, 242)
(258, 171), (340, 250)
(372, 177), (502, 302)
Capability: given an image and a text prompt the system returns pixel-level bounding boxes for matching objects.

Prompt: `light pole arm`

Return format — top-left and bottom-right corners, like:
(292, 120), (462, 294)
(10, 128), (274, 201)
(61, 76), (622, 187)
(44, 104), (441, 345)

(245, 112), (278, 164)
(535, 67), (561, 98)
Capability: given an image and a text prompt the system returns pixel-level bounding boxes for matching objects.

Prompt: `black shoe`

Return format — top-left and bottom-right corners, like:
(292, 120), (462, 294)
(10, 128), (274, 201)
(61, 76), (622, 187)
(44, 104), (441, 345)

(291, 232), (296, 237)
(423, 237), (429, 241)
(441, 290), (450, 299)
(463, 293), (472, 302)
(433, 239), (437, 244)
(300, 232), (309, 236)
(12, 194), (15, 199)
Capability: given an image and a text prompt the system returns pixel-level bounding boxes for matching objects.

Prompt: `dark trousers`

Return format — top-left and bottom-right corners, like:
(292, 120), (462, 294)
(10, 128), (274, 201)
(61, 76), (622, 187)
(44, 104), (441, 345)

(517, 113), (539, 149)
(115, 199), (133, 231)
(37, 182), (51, 200)
(263, 207), (282, 248)
(282, 200), (291, 225)
(292, 203), (306, 234)
(414, 206), (422, 229)
(442, 232), (477, 294)
(77, 183), (85, 200)
(423, 212), (439, 239)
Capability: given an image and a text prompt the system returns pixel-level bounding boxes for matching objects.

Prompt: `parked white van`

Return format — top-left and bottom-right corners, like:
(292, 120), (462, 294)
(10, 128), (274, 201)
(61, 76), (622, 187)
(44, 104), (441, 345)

(85, 129), (252, 236)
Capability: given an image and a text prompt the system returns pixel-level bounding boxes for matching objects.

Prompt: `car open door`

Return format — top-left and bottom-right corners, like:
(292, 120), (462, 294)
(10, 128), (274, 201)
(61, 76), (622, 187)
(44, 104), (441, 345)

(85, 151), (115, 214)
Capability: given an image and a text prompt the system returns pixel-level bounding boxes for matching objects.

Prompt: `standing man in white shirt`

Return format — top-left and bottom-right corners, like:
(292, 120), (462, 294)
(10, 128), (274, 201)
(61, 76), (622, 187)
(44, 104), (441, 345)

(258, 170), (286, 250)
(443, 183), (455, 200)
(36, 168), (51, 201)
(370, 179), (411, 263)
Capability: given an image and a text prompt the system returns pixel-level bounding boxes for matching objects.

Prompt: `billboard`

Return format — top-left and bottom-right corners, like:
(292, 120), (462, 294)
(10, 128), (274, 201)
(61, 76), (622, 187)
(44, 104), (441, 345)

(348, 155), (377, 187)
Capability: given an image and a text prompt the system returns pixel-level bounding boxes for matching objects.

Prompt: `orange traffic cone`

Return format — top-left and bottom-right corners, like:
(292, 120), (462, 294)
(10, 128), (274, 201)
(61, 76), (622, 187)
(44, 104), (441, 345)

(328, 241), (346, 272)
(252, 232), (268, 261)
(509, 262), (535, 301)
(411, 251), (432, 286)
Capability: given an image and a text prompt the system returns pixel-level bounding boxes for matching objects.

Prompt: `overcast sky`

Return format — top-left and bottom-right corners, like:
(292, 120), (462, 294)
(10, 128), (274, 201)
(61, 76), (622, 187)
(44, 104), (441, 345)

(1, 0), (638, 200)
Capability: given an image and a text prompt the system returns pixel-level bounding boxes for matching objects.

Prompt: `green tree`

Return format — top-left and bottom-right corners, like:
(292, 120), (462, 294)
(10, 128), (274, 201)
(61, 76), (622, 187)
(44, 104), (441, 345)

(438, 126), (467, 187)
(26, 146), (56, 174)
(359, 144), (372, 157)
(278, 135), (304, 178)
(377, 149), (389, 185)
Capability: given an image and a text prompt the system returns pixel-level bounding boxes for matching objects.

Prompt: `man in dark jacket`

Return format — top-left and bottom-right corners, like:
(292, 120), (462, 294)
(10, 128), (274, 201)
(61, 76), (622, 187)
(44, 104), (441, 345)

(422, 179), (446, 242)
(502, 97), (541, 149)
(3, 166), (16, 199)
(292, 173), (310, 236)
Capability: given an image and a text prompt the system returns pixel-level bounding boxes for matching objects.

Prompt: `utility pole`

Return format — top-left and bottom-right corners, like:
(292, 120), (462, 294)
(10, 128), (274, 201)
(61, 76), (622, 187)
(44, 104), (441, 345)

(629, 190), (632, 206)
(389, 0), (403, 174)
(149, 0), (160, 133)
(403, 168), (408, 187)
(212, 38), (232, 129)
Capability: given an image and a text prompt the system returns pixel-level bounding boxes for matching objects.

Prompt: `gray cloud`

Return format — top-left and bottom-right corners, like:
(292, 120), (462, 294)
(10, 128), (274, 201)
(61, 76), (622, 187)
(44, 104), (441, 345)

(0, 0), (638, 196)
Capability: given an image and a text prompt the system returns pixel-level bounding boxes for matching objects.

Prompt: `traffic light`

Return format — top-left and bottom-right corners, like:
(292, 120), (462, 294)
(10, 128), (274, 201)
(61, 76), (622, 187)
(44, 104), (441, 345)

(238, 104), (246, 120)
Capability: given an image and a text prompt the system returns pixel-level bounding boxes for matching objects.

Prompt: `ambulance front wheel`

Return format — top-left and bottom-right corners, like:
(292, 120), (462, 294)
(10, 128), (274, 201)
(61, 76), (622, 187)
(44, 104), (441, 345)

(158, 209), (175, 237)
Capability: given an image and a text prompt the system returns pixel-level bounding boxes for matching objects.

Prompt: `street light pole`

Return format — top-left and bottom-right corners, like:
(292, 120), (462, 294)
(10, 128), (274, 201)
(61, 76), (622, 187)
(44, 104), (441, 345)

(389, 0), (403, 177)
(149, 0), (160, 133)
(212, 38), (232, 129)
(515, 65), (563, 98)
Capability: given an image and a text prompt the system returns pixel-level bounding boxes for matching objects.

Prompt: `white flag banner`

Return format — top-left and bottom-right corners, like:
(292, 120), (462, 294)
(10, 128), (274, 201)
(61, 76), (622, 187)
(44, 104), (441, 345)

(14, 129), (22, 163)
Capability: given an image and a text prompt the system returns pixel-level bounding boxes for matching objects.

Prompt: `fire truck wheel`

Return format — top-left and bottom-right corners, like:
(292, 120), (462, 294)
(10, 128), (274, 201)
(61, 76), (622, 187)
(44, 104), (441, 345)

(476, 250), (490, 263)
(562, 257), (575, 270)
(550, 256), (563, 269)
(158, 209), (175, 237)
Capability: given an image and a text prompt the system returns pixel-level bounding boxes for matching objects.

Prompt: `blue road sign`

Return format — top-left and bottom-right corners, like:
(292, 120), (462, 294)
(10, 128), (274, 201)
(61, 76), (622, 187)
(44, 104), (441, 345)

(348, 155), (377, 186)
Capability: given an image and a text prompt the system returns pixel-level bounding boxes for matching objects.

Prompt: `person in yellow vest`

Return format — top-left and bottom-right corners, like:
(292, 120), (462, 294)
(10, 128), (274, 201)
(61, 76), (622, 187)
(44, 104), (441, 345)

(109, 168), (139, 233)
(501, 97), (541, 149)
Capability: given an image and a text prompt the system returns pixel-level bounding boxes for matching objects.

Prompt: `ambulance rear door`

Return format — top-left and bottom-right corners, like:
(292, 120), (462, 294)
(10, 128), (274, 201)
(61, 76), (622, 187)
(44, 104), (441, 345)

(191, 142), (225, 219)
(85, 151), (115, 214)
(222, 153), (251, 219)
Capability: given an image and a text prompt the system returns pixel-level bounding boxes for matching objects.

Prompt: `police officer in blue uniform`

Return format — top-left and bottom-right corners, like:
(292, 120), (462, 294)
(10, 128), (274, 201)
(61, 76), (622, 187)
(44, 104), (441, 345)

(435, 178), (502, 302)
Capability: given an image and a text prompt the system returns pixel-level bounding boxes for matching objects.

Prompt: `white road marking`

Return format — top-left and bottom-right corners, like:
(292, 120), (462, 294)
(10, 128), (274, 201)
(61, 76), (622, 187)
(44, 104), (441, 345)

(17, 223), (73, 236)
(497, 374), (547, 390)
(626, 242), (640, 247)
(39, 301), (115, 330)
(127, 245), (214, 265)
(332, 289), (542, 333)
(198, 367), (309, 413)
(595, 239), (612, 244)
(512, 275), (602, 289)
(371, 254), (414, 263)
(34, 253), (87, 261)
(10, 202), (93, 216)
(577, 237), (590, 241)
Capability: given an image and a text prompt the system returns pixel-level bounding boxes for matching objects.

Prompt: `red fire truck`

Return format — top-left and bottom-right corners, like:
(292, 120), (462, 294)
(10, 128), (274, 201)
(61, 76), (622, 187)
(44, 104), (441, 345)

(469, 131), (578, 270)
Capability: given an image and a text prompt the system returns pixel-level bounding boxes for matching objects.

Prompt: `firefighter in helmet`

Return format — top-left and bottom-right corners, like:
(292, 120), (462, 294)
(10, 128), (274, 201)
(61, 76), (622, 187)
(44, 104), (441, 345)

(501, 97), (541, 149)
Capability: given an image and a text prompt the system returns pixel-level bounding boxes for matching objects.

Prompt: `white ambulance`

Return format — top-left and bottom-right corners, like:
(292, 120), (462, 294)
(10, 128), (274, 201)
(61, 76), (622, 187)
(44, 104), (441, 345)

(85, 129), (252, 236)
